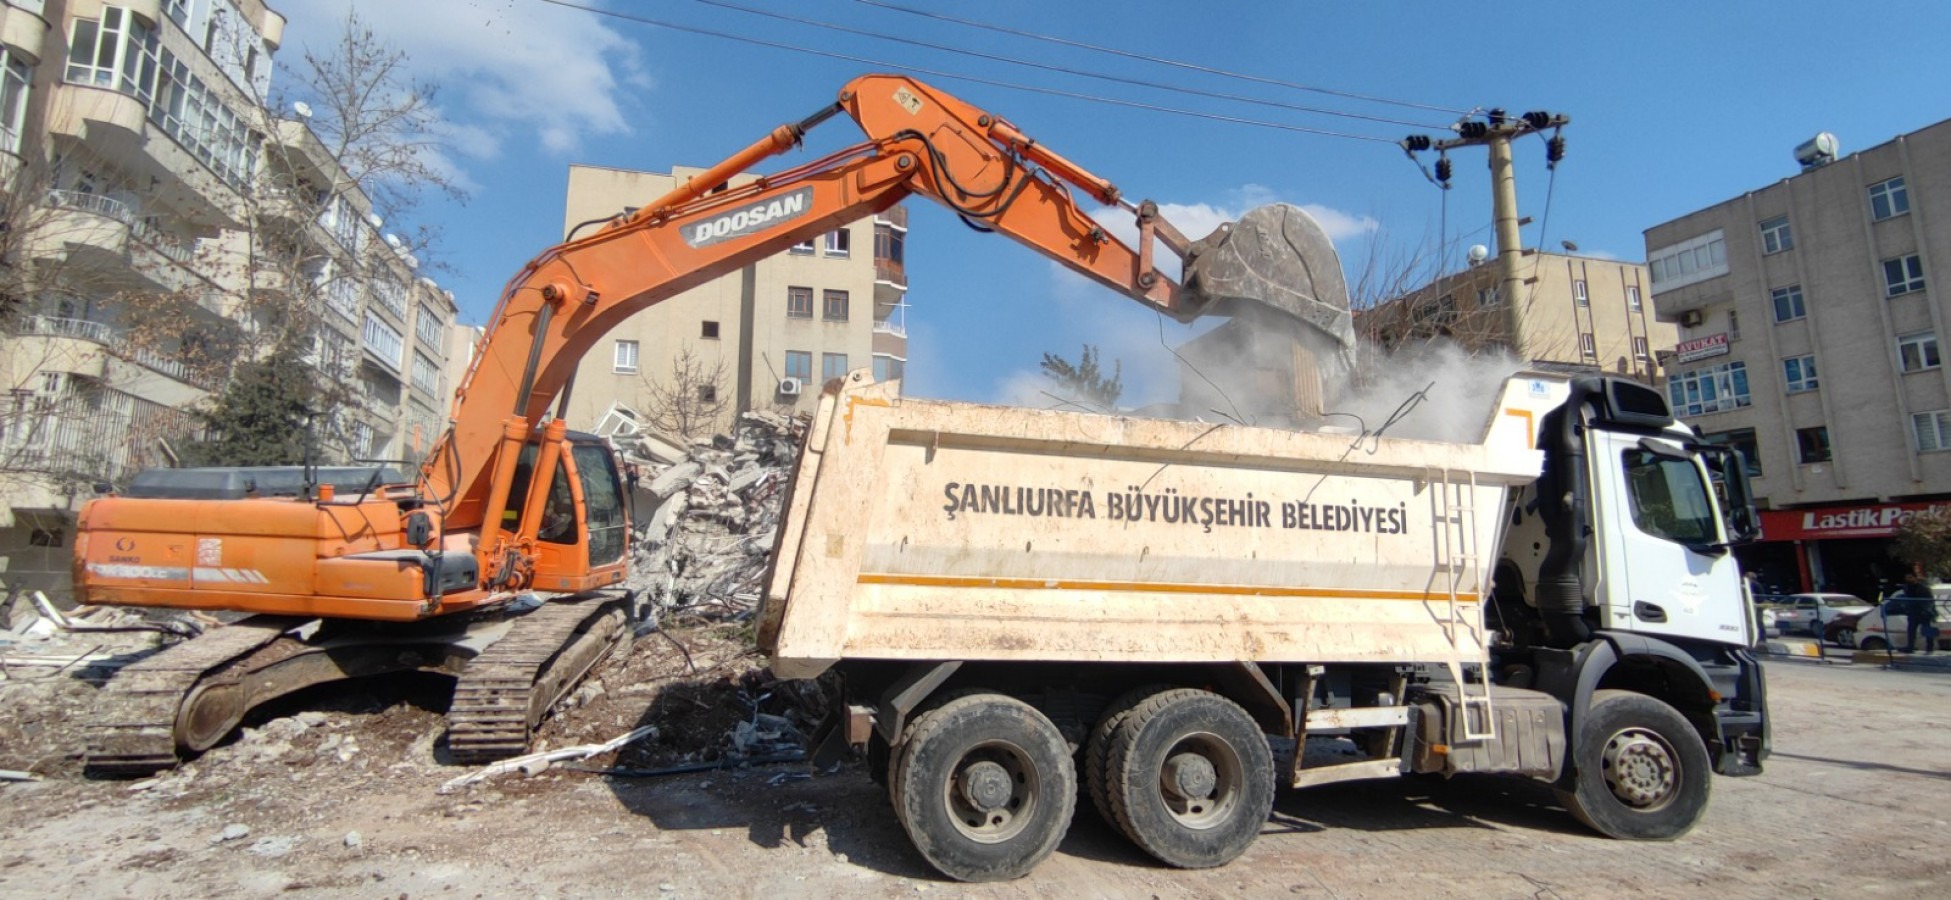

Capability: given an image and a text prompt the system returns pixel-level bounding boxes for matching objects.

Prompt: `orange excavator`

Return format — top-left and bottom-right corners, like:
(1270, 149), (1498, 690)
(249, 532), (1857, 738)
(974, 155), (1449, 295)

(71, 74), (1349, 774)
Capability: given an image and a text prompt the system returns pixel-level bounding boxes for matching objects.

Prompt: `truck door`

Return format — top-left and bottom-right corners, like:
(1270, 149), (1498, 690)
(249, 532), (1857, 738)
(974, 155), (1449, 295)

(1590, 429), (1750, 645)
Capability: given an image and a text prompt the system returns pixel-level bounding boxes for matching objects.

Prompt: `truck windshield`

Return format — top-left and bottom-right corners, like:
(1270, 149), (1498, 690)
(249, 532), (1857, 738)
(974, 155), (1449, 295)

(1621, 448), (1719, 547)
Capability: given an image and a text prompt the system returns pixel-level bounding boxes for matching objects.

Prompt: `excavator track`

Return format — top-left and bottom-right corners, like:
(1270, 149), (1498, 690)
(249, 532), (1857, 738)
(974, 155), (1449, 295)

(83, 616), (304, 777)
(447, 595), (632, 764)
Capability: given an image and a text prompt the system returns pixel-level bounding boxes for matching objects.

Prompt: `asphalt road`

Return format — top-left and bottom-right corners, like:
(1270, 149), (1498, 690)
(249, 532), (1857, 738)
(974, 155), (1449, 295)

(1, 659), (1946, 898)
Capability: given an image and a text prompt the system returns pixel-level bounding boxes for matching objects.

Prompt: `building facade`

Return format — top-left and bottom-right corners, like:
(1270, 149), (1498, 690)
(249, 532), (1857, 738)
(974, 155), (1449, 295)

(1357, 251), (1674, 384)
(0, 0), (457, 599)
(559, 164), (910, 438)
(1643, 119), (1951, 599)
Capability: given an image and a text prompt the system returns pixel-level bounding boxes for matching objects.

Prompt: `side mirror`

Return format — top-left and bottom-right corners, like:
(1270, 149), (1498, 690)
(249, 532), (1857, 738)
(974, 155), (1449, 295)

(92, 481), (113, 495)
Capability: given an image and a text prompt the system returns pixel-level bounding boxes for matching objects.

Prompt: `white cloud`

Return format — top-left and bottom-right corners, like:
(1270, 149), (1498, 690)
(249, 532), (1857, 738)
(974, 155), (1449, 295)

(272, 0), (645, 158)
(1296, 204), (1380, 241)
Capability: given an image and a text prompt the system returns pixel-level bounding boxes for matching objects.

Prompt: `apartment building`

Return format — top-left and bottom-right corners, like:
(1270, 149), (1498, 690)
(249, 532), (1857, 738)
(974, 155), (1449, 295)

(559, 164), (910, 438)
(1643, 120), (1951, 599)
(0, 1), (456, 599)
(1356, 251), (1674, 384)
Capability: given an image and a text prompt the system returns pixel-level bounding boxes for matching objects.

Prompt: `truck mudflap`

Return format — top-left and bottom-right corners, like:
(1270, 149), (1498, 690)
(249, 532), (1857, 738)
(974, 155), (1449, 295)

(1536, 632), (1768, 778)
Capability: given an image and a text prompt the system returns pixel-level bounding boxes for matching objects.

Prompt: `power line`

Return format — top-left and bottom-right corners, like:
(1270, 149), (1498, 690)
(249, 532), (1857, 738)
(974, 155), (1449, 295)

(530, 0), (1401, 144)
(854, 0), (1470, 116)
(684, 0), (1448, 130)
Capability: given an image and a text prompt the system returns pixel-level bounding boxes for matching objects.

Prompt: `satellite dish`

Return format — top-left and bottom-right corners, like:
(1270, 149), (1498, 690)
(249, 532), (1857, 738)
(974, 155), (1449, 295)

(291, 101), (313, 119)
(1561, 239), (1580, 253)
(1467, 244), (1489, 263)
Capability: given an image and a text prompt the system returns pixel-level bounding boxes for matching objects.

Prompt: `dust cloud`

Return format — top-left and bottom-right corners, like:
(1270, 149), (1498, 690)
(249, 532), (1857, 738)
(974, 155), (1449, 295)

(1329, 341), (1524, 444)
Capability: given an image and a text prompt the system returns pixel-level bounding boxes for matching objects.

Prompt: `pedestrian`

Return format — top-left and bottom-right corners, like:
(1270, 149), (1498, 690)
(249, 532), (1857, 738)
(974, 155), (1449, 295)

(1899, 577), (1936, 654)
(626, 462), (642, 495)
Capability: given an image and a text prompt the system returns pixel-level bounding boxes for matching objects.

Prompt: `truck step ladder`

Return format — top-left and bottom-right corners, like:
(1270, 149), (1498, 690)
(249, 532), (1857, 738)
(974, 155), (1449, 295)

(1433, 467), (1496, 742)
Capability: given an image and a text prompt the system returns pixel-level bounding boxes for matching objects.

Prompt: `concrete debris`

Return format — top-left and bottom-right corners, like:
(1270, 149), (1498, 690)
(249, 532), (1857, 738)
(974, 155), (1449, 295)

(212, 823), (251, 844)
(0, 769), (43, 782)
(343, 831), (364, 850)
(617, 411), (808, 622)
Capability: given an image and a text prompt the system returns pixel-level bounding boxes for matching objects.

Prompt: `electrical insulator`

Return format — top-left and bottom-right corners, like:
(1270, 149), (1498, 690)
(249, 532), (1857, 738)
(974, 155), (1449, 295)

(1435, 157), (1453, 183)
(1547, 135), (1567, 163)
(1488, 108), (1507, 127)
(1404, 134), (1432, 152)
(1523, 111), (1551, 130)
(1458, 121), (1488, 139)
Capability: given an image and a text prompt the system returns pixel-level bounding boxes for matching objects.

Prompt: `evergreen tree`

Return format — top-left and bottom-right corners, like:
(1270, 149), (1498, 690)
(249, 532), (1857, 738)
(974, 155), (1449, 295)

(184, 341), (334, 467)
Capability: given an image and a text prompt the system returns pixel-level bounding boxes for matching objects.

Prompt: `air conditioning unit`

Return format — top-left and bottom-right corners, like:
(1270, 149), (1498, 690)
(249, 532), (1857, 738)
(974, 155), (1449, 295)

(777, 377), (803, 396)
(1679, 310), (1704, 328)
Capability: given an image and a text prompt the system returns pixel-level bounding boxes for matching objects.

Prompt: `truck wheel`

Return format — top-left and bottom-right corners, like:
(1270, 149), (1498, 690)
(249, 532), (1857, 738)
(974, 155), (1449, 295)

(893, 693), (1075, 882)
(1086, 684), (1170, 828)
(1104, 689), (1274, 868)
(1554, 689), (1710, 840)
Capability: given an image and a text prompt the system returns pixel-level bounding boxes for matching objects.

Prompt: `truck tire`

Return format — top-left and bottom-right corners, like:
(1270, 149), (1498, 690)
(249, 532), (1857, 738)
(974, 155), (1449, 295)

(1085, 684), (1170, 828)
(893, 693), (1076, 882)
(1104, 689), (1274, 868)
(1554, 689), (1711, 840)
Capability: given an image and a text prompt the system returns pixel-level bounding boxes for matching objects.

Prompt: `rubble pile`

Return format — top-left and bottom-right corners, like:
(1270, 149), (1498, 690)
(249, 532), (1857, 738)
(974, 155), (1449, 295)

(620, 410), (807, 621)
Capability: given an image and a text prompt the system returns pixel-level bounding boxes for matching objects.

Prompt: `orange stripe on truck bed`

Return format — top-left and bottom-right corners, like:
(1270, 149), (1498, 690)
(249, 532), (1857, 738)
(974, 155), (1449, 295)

(856, 572), (1479, 603)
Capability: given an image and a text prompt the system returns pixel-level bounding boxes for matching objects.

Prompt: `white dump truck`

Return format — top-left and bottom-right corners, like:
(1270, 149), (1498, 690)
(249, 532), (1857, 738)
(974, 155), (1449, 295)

(756, 368), (1768, 881)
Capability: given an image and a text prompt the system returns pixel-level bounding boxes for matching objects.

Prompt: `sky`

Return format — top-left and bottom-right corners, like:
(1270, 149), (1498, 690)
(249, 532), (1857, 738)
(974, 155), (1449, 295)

(268, 0), (1951, 409)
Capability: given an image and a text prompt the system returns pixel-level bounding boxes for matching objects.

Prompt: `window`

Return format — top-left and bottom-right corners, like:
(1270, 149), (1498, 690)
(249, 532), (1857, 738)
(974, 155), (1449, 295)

(1626, 285), (1642, 312)
(613, 339), (639, 373)
(66, 7), (160, 104)
(1573, 280), (1589, 307)
(1622, 448), (1718, 546)
(1759, 216), (1793, 254)
(786, 286), (813, 318)
(1869, 176), (1910, 221)
(411, 353), (440, 394)
(822, 352), (849, 380)
(789, 238), (815, 255)
(1914, 410), (1951, 453)
(1648, 230), (1728, 289)
(1884, 254), (1926, 297)
(372, 276), (407, 319)
(1899, 331), (1941, 373)
(783, 350), (812, 381)
(824, 229), (850, 257)
(573, 443), (627, 566)
(875, 224), (905, 263)
(1783, 355), (1819, 393)
(415, 305), (443, 347)
(362, 313), (404, 370)
(696, 384), (717, 403)
(823, 289), (850, 322)
(1770, 285), (1806, 322)
(1795, 426), (1831, 464)
(1701, 428), (1763, 478)
(701, 320), (720, 339)
(0, 52), (28, 155)
(1667, 361), (1751, 416)
(1633, 336), (1649, 360)
(873, 355), (905, 383)
(1477, 287), (1501, 307)
(1579, 333), (1596, 357)
(151, 48), (261, 187)
(163, 0), (191, 28)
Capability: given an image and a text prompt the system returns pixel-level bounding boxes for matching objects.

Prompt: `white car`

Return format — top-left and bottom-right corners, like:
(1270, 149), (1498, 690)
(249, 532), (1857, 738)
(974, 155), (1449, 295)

(1852, 598), (1951, 652)
(1772, 593), (1870, 637)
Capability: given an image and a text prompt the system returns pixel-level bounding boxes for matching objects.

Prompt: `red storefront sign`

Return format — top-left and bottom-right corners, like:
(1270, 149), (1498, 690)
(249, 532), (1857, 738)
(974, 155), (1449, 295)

(1674, 333), (1729, 363)
(1760, 502), (1949, 541)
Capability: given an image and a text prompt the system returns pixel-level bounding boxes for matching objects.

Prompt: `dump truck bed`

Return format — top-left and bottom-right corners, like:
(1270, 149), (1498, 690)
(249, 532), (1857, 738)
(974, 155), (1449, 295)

(758, 371), (1569, 679)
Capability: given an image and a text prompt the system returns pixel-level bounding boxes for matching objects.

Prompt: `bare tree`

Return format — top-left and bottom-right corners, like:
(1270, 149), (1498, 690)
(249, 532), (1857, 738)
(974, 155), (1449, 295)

(641, 348), (731, 440)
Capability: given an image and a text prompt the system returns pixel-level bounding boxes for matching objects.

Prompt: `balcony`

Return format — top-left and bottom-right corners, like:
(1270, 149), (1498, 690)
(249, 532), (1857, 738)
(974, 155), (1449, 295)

(872, 319), (907, 357)
(11, 314), (221, 394)
(35, 189), (209, 294)
(1, 1), (51, 63)
(876, 205), (908, 230)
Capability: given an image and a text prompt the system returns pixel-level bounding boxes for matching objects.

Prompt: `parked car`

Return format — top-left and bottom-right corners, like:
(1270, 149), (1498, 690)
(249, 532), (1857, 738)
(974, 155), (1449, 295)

(1851, 597), (1951, 652)
(1773, 593), (1871, 637)
(1825, 610), (1868, 648)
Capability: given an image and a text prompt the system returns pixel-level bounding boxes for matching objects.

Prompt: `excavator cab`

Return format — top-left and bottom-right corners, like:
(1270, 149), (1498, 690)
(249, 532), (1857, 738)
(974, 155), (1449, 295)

(496, 432), (631, 593)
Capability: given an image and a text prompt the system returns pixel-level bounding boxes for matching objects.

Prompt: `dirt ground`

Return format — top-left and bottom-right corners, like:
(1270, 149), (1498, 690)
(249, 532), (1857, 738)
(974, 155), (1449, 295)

(2, 631), (1949, 898)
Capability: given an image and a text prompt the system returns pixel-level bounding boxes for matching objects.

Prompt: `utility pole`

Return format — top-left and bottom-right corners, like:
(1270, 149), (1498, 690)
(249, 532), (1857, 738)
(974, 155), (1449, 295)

(1401, 111), (1568, 351)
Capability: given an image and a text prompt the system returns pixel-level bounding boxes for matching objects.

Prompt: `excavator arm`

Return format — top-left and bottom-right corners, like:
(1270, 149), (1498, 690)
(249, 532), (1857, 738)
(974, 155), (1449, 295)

(425, 74), (1223, 550)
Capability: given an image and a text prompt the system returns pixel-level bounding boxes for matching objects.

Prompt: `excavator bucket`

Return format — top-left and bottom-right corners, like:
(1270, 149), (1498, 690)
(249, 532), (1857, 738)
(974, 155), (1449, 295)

(1180, 203), (1358, 390)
